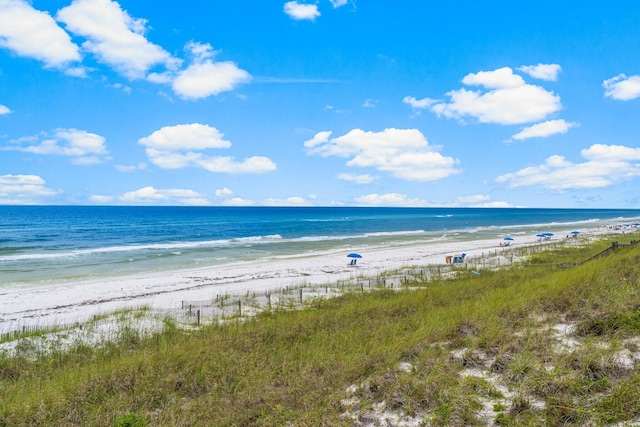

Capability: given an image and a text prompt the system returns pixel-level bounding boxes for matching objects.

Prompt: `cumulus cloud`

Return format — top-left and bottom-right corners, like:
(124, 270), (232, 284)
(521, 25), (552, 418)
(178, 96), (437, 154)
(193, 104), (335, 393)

(119, 186), (211, 205)
(330, 0), (349, 7)
(284, 1), (320, 20)
(425, 67), (562, 125)
(171, 42), (251, 100)
(0, 0), (81, 69)
(139, 123), (231, 151)
(511, 119), (577, 141)
(262, 196), (313, 206)
(115, 162), (146, 173)
(57, 0), (179, 79)
(518, 63), (562, 81)
(5, 128), (109, 164)
(1, 0), (250, 99)
(139, 123), (276, 174)
(305, 128), (460, 182)
(0, 174), (61, 204)
(403, 96), (436, 109)
(337, 173), (378, 184)
(215, 187), (234, 197)
(0, 104), (10, 115)
(354, 193), (429, 207)
(496, 144), (640, 190)
(603, 74), (640, 101)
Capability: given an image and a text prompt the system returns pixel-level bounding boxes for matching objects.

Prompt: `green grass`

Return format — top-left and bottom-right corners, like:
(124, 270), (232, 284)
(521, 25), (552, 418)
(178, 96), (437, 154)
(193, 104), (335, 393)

(2, 237), (640, 426)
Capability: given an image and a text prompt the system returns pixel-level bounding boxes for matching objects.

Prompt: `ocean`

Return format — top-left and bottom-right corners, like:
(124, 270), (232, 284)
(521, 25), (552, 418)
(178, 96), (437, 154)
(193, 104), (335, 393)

(1, 206), (639, 289)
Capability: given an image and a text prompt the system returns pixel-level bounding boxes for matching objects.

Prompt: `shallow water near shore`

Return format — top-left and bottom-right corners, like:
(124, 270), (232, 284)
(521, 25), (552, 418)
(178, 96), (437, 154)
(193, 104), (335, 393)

(1, 206), (639, 288)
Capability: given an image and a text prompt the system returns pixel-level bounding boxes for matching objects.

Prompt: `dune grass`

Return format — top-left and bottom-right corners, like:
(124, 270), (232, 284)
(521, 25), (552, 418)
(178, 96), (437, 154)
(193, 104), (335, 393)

(1, 237), (640, 426)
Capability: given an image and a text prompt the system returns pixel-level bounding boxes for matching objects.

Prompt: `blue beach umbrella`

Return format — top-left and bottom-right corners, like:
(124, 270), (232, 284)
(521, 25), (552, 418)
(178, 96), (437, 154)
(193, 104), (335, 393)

(504, 237), (514, 241)
(347, 253), (362, 258)
(571, 231), (580, 235)
(543, 233), (554, 237)
(536, 234), (546, 237)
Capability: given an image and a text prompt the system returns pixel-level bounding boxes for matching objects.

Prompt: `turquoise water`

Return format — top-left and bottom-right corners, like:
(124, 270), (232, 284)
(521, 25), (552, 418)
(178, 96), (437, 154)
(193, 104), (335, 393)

(1, 206), (638, 287)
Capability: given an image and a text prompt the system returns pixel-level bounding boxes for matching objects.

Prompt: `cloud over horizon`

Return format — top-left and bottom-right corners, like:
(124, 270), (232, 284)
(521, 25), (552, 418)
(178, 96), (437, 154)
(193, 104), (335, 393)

(0, 174), (61, 204)
(496, 144), (640, 190)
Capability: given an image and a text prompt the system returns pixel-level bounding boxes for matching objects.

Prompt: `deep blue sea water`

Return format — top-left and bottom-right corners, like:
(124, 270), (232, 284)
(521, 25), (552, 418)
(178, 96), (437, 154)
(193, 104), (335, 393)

(1, 206), (639, 288)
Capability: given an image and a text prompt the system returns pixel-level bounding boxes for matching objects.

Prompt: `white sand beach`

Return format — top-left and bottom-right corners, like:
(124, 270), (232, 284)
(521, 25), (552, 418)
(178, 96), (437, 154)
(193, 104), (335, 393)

(0, 227), (625, 333)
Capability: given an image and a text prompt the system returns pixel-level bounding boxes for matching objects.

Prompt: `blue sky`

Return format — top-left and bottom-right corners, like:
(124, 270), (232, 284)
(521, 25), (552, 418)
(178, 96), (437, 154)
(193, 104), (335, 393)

(1, 0), (640, 207)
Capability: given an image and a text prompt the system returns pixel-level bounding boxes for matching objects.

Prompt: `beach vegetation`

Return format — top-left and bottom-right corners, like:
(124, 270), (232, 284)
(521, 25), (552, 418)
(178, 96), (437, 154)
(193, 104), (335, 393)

(1, 236), (640, 425)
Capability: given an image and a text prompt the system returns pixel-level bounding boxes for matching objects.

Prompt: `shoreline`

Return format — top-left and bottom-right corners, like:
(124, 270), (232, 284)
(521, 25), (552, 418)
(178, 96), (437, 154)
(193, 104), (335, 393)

(0, 226), (628, 333)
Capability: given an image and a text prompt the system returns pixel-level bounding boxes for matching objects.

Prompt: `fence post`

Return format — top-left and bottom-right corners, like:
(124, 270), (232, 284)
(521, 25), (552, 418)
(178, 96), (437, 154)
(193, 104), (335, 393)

(268, 293), (271, 308)
(238, 300), (242, 317)
(300, 288), (303, 303)
(197, 310), (200, 326)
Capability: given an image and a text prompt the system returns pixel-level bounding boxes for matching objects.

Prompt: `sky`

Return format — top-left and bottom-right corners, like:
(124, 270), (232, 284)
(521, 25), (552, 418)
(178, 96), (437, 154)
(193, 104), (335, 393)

(1, 0), (640, 208)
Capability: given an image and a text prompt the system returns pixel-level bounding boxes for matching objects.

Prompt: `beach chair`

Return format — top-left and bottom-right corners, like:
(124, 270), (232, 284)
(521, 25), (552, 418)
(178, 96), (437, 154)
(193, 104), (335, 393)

(453, 253), (467, 264)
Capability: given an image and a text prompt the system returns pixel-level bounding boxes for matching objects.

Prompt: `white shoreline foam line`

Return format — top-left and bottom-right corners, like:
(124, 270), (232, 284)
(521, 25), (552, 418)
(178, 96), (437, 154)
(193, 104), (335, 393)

(0, 227), (619, 332)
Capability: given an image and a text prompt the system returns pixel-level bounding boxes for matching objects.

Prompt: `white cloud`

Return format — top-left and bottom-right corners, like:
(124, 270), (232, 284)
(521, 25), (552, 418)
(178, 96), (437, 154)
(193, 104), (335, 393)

(262, 196), (312, 206)
(518, 63), (562, 81)
(221, 197), (254, 206)
(337, 173), (378, 184)
(284, 1), (320, 21)
(139, 123), (231, 151)
(496, 144), (640, 190)
(511, 119), (577, 140)
(363, 99), (378, 108)
(56, 0), (179, 79)
(197, 156), (277, 174)
(475, 201), (513, 208)
(119, 186), (211, 205)
(89, 195), (114, 204)
(171, 42), (251, 100)
(115, 162), (146, 173)
(354, 193), (428, 207)
(428, 67), (562, 125)
(455, 194), (490, 204)
(581, 143), (640, 161)
(0, 104), (10, 115)
(0, 0), (81, 69)
(330, 0), (348, 7)
(444, 195), (513, 207)
(303, 131), (332, 148)
(0, 174), (61, 204)
(462, 67), (525, 88)
(603, 74), (640, 101)
(110, 82), (132, 94)
(403, 96), (436, 109)
(215, 187), (234, 197)
(305, 128), (460, 182)
(139, 123), (276, 174)
(5, 128), (109, 164)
